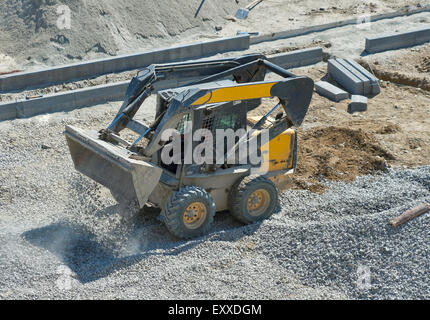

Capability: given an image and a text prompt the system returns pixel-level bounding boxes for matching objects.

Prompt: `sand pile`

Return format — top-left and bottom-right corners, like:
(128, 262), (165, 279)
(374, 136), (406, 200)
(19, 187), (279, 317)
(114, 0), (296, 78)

(0, 0), (239, 68)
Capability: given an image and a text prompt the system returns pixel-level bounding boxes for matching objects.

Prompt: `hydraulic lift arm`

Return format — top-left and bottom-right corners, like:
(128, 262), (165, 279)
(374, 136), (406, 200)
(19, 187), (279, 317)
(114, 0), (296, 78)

(108, 54), (267, 133)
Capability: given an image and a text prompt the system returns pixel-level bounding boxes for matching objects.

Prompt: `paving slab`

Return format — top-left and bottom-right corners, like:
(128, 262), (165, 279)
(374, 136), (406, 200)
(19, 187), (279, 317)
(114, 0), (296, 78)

(314, 81), (349, 102)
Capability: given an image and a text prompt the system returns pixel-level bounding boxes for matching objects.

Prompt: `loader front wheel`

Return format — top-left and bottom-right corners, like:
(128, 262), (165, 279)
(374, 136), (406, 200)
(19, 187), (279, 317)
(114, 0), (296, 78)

(228, 175), (278, 224)
(162, 186), (215, 239)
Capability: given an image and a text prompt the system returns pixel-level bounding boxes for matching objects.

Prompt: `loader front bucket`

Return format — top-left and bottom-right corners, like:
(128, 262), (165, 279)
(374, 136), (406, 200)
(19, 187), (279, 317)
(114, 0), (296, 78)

(64, 125), (162, 208)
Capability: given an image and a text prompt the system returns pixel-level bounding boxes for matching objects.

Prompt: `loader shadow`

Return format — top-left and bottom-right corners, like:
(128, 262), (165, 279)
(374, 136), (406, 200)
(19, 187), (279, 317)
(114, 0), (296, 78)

(22, 203), (269, 283)
(22, 220), (203, 284)
(360, 50), (367, 57)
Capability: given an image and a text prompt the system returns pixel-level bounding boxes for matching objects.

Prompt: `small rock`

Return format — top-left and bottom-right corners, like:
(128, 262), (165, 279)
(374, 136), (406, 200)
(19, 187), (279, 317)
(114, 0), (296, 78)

(41, 144), (51, 150)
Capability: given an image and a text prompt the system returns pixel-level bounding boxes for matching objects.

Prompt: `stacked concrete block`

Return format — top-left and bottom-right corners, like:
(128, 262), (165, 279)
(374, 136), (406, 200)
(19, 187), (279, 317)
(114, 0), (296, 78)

(314, 81), (349, 102)
(328, 58), (380, 96)
(348, 95), (368, 114)
(365, 27), (430, 53)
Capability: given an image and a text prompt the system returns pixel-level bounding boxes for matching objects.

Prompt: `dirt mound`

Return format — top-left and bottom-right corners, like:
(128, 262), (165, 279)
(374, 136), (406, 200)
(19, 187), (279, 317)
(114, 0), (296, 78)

(0, 0), (239, 68)
(277, 126), (395, 192)
(370, 67), (430, 92)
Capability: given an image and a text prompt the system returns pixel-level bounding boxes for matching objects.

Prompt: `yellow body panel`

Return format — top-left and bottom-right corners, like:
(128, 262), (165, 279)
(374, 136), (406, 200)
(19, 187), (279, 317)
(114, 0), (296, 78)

(192, 82), (277, 105)
(257, 129), (296, 173)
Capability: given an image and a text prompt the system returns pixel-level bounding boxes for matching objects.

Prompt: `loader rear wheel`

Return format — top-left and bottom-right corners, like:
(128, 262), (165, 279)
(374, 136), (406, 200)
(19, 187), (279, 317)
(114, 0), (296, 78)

(228, 175), (278, 224)
(162, 186), (215, 239)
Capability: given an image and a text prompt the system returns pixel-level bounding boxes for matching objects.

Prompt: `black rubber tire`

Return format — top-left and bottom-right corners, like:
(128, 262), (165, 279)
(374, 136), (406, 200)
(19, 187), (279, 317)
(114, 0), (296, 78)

(228, 175), (278, 224)
(162, 186), (215, 239)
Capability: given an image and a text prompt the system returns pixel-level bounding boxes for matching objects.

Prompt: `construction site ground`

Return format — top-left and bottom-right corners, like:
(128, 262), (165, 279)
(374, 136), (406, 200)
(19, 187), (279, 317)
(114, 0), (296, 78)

(259, 43), (430, 192)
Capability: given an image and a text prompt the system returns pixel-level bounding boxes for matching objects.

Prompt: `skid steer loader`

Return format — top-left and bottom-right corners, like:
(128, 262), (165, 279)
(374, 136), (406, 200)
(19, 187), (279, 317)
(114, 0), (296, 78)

(65, 54), (314, 239)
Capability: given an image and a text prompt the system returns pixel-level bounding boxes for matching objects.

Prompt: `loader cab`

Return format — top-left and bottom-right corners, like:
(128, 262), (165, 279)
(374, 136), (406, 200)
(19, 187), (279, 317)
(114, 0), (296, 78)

(155, 81), (250, 177)
(157, 99), (249, 177)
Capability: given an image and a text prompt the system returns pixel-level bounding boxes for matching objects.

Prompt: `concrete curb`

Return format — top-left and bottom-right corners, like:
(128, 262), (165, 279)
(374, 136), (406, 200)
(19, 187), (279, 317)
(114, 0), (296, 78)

(348, 95), (368, 113)
(0, 35), (250, 93)
(328, 58), (380, 96)
(250, 4), (430, 45)
(0, 81), (130, 121)
(0, 48), (323, 122)
(314, 81), (349, 102)
(365, 26), (430, 53)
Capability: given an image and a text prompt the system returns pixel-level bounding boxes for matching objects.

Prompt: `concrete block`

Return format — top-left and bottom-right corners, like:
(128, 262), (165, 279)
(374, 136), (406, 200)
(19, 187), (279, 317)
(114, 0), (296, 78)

(348, 95), (368, 114)
(203, 35), (250, 56)
(314, 81), (349, 102)
(344, 58), (380, 95)
(0, 82), (129, 121)
(164, 43), (202, 63)
(414, 26), (430, 43)
(235, 8), (249, 20)
(366, 33), (416, 53)
(345, 59), (376, 81)
(0, 103), (18, 121)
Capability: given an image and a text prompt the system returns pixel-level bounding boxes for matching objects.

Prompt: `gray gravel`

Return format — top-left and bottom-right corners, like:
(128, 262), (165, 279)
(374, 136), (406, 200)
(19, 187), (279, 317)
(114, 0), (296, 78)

(0, 104), (429, 300)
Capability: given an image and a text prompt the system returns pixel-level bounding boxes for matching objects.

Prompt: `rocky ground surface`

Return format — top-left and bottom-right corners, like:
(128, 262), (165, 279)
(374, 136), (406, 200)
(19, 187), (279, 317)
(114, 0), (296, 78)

(0, 93), (429, 300)
(1, 0), (430, 300)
